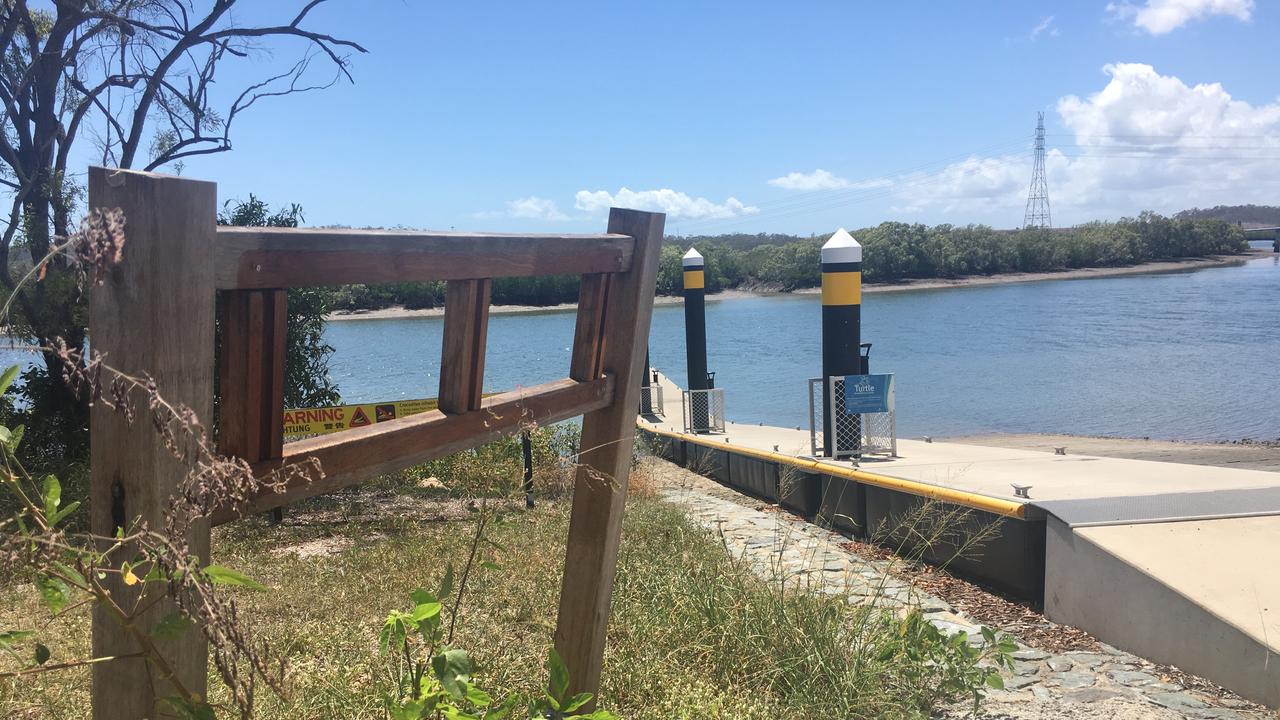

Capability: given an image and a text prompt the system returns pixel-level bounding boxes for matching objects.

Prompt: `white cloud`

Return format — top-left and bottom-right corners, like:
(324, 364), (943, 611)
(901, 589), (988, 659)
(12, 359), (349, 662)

(1055, 62), (1280, 141)
(769, 169), (851, 190)
(925, 156), (1025, 200)
(1029, 15), (1057, 39)
(1107, 0), (1253, 34)
(505, 196), (567, 221)
(574, 187), (759, 219)
(768, 169), (895, 192)
(890, 63), (1280, 224)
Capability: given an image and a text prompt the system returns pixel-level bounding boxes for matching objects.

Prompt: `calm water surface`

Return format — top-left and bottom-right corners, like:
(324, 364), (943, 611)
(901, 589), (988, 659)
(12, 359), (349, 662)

(7, 256), (1272, 441)
(319, 254), (1280, 442)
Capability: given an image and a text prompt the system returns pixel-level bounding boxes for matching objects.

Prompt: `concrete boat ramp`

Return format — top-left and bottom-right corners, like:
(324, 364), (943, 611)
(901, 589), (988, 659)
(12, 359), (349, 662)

(638, 374), (1280, 709)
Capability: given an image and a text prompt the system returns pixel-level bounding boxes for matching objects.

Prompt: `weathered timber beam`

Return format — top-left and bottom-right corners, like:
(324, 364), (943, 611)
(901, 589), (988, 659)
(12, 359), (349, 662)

(569, 273), (610, 382)
(89, 167), (216, 718)
(211, 375), (614, 524)
(214, 227), (635, 289)
(218, 289), (287, 464)
(438, 278), (492, 413)
(555, 208), (665, 704)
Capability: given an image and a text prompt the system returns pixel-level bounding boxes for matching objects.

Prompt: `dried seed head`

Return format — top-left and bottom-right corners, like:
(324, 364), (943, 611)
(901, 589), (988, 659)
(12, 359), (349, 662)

(64, 208), (126, 286)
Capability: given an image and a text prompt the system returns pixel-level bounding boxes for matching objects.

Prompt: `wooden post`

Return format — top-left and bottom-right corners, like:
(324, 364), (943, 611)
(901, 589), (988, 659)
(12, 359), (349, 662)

(88, 167), (217, 720)
(439, 278), (492, 413)
(569, 273), (610, 382)
(218, 289), (287, 463)
(553, 208), (664, 702)
(218, 289), (288, 522)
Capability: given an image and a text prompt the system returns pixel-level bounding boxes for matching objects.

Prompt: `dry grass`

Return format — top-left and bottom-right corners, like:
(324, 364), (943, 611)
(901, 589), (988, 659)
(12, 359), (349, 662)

(0, 492), (794, 718)
(1, 430), (1004, 719)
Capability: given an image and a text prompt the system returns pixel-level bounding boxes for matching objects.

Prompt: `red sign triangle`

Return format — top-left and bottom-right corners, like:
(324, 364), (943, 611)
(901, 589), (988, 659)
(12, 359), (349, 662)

(349, 406), (372, 427)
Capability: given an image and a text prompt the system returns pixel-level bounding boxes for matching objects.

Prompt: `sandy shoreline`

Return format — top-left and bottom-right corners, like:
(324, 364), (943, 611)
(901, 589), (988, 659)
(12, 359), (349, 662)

(327, 288), (760, 321)
(848, 250), (1267, 296)
(327, 250), (1267, 322)
(943, 433), (1280, 472)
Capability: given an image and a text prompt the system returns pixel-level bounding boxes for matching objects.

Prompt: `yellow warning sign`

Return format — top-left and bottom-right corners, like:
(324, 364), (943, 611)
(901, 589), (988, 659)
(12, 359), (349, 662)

(283, 398), (440, 438)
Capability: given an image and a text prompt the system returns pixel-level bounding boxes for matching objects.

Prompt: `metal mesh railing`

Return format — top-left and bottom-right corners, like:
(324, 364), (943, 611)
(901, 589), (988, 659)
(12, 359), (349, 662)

(861, 402), (897, 457)
(638, 384), (664, 416)
(808, 376), (897, 459)
(681, 388), (726, 434)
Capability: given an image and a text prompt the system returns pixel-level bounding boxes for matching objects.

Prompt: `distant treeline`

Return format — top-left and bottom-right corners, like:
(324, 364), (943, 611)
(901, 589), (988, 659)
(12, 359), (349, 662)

(330, 276), (581, 311)
(330, 212), (1247, 310)
(674, 232), (819, 251)
(1175, 204), (1280, 227)
(659, 212), (1248, 294)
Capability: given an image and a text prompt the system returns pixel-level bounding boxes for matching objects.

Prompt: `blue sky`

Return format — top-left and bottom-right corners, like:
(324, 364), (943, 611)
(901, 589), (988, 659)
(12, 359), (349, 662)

(117, 0), (1278, 234)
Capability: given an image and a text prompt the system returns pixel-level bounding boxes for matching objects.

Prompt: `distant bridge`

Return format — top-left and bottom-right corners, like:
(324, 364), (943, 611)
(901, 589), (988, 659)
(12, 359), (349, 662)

(1243, 226), (1280, 250)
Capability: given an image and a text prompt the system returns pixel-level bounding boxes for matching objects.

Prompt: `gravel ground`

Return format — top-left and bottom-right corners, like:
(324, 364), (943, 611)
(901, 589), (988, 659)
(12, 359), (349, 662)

(938, 694), (1222, 720)
(641, 457), (1278, 720)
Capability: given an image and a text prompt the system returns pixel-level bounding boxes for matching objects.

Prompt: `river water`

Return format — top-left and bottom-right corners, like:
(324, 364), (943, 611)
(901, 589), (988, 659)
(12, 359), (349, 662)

(319, 253), (1279, 442)
(4, 253), (1274, 442)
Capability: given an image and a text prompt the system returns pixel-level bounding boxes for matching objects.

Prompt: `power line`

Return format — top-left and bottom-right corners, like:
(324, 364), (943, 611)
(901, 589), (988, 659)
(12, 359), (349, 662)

(1052, 143), (1280, 150)
(672, 159), (1028, 235)
(1046, 133), (1280, 140)
(662, 127), (1280, 236)
(671, 137), (1029, 230)
(668, 136), (1031, 235)
(1059, 153), (1280, 160)
(669, 145), (1280, 237)
(664, 130), (1280, 236)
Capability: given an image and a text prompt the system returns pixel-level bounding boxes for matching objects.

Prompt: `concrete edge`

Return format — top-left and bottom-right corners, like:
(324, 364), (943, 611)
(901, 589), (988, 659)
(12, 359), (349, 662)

(640, 423), (1028, 519)
(1044, 516), (1280, 708)
(640, 427), (1046, 601)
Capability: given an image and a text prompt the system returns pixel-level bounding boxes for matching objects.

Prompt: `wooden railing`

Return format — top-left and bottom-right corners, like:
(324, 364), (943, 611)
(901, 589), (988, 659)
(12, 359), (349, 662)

(87, 167), (664, 718)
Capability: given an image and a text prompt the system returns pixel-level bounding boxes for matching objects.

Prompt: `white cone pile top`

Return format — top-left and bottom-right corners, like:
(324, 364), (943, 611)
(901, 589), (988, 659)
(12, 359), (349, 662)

(682, 247), (704, 267)
(822, 228), (862, 264)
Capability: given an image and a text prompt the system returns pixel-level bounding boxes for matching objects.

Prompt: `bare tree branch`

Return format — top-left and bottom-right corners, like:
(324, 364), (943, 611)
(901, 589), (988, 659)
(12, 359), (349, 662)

(0, 0), (366, 419)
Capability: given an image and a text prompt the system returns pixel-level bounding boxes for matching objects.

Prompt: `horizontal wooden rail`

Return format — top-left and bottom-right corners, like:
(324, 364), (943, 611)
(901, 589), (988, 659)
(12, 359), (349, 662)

(211, 375), (615, 524)
(214, 227), (635, 289)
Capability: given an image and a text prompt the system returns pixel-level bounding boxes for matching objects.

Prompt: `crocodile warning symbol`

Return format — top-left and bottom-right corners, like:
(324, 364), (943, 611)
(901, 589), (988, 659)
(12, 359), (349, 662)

(349, 406), (372, 428)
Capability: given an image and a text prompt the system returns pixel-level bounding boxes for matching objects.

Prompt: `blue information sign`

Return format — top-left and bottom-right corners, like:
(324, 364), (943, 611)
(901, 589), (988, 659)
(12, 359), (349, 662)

(842, 374), (892, 414)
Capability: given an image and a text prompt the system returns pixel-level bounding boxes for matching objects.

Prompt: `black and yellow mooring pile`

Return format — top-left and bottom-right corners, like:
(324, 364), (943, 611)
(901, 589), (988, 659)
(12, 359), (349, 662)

(640, 348), (654, 414)
(683, 247), (712, 431)
(821, 229), (862, 457)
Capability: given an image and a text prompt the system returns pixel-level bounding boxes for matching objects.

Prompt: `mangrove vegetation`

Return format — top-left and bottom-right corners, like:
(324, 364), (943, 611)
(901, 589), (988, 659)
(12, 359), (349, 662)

(329, 212), (1248, 310)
